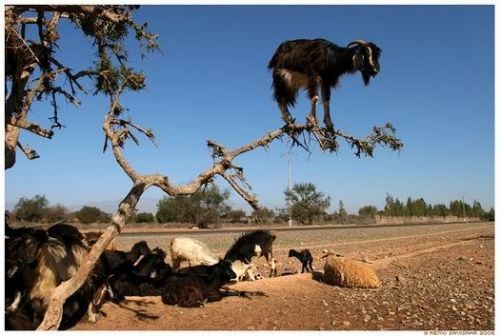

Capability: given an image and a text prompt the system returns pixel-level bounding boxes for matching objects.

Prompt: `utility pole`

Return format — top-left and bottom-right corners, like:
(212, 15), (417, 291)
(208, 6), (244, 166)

(287, 157), (292, 227)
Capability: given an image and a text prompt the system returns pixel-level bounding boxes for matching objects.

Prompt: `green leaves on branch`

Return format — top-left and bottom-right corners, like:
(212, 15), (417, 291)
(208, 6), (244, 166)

(346, 122), (403, 158)
(94, 54), (146, 95)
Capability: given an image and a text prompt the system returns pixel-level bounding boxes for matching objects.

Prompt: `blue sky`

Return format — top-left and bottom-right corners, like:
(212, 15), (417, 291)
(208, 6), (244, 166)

(5, 5), (494, 214)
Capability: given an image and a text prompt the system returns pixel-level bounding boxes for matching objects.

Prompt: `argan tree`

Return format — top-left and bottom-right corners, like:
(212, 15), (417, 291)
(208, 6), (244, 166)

(4, 5), (403, 330)
(285, 182), (332, 225)
(156, 184), (231, 225)
(13, 194), (49, 222)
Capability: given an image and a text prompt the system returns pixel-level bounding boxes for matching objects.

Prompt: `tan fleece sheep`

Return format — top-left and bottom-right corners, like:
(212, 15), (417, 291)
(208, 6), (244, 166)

(322, 254), (381, 288)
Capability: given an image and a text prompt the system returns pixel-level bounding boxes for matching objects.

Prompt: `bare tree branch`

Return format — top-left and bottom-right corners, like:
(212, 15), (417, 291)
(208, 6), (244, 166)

(17, 142), (40, 160)
(8, 117), (54, 139)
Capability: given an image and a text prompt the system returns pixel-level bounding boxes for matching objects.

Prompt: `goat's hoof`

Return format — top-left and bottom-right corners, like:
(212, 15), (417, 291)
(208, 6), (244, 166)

(306, 116), (319, 128)
(283, 117), (296, 127)
(88, 312), (103, 323)
(325, 123), (335, 133)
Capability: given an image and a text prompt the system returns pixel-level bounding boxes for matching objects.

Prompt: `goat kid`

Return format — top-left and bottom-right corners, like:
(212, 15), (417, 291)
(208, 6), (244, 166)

(288, 249), (314, 273)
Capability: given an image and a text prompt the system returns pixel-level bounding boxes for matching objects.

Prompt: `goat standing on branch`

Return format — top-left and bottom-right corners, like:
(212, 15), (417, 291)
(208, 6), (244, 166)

(268, 38), (382, 132)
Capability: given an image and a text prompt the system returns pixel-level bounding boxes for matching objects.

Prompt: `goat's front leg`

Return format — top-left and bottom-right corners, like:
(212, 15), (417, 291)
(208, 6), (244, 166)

(307, 81), (319, 127)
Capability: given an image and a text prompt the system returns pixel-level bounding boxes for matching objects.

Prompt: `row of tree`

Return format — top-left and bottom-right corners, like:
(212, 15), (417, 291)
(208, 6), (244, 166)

(11, 195), (111, 224)
(9, 187), (494, 226)
(380, 193), (493, 219)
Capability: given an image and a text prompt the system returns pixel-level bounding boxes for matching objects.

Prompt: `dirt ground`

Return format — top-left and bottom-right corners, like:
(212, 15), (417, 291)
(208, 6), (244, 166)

(73, 222), (494, 331)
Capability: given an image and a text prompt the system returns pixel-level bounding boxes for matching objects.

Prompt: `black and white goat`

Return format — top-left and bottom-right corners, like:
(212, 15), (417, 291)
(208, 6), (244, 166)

(162, 259), (245, 308)
(224, 230), (277, 277)
(105, 247), (172, 301)
(288, 249), (314, 273)
(268, 38), (382, 131)
(88, 244), (165, 322)
(100, 240), (152, 275)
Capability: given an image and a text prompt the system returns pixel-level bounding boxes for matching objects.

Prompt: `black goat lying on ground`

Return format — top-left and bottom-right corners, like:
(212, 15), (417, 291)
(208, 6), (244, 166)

(288, 249), (314, 273)
(161, 259), (261, 308)
(224, 230), (278, 277)
(106, 268), (171, 301)
(105, 247), (171, 301)
(88, 244), (166, 322)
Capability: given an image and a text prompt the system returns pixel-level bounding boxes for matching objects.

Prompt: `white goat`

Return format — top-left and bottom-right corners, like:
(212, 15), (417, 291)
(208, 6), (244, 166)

(170, 237), (218, 271)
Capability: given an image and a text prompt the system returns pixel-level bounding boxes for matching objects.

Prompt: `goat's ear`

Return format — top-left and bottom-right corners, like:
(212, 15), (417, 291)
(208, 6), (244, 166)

(353, 48), (364, 70)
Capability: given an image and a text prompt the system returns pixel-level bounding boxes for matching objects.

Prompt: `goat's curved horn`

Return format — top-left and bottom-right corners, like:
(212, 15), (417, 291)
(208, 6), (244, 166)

(348, 40), (369, 48)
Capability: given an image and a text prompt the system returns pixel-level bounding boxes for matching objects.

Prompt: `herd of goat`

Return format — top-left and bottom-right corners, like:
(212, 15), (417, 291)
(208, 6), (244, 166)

(5, 222), (317, 330)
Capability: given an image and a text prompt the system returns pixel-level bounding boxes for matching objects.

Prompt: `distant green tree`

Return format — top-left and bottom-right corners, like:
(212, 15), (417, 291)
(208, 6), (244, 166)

(405, 197), (413, 216)
(252, 207), (276, 223)
(156, 184), (231, 225)
(426, 204), (434, 216)
(485, 207), (494, 220)
(226, 209), (246, 223)
(284, 182), (331, 225)
(274, 207), (290, 223)
(156, 195), (191, 223)
(44, 204), (69, 223)
(384, 194), (394, 214)
(384, 193), (404, 216)
(134, 212), (155, 223)
(412, 198), (428, 216)
(338, 200), (348, 223)
(75, 206), (111, 224)
(196, 185), (231, 221)
(358, 205), (378, 218)
(433, 204), (450, 217)
(14, 194), (49, 222)
(449, 200), (471, 217)
(471, 200), (484, 218)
